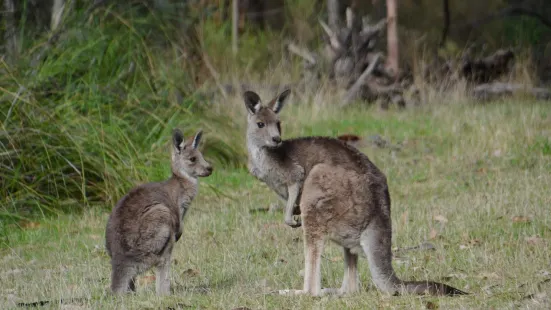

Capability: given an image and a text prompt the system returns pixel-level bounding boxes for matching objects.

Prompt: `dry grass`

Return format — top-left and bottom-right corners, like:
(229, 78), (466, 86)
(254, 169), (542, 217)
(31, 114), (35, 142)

(1, 94), (551, 309)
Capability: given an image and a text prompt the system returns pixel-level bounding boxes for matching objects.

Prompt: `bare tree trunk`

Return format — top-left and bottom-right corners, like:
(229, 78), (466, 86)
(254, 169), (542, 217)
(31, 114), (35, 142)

(51, 0), (65, 31)
(3, 0), (19, 63)
(232, 0), (239, 55)
(327, 0), (340, 30)
(385, 0), (399, 77)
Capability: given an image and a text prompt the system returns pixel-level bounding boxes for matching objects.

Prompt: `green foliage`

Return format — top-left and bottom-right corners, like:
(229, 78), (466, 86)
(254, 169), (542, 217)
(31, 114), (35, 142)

(502, 16), (547, 46)
(0, 4), (245, 219)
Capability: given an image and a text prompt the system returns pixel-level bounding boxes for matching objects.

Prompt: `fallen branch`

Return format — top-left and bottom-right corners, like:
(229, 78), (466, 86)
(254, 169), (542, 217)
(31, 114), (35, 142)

(341, 54), (382, 106)
(319, 18), (342, 51)
(472, 82), (551, 101)
(286, 43), (316, 66)
(461, 49), (514, 83)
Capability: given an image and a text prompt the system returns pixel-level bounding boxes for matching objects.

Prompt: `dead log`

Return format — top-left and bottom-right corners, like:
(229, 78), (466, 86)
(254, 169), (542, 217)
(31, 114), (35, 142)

(286, 6), (408, 108)
(287, 42), (317, 66)
(341, 54), (382, 106)
(472, 82), (551, 101)
(461, 49), (515, 84)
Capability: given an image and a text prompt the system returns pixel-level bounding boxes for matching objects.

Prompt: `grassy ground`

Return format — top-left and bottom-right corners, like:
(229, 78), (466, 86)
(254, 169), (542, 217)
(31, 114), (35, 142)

(1, 99), (551, 309)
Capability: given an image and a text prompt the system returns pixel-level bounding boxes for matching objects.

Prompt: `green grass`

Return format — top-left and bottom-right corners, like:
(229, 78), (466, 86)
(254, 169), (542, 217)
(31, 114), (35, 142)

(1, 100), (550, 309)
(0, 4), (247, 218)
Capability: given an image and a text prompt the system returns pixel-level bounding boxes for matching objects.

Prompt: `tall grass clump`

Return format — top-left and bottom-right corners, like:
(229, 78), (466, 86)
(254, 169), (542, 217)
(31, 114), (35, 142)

(0, 3), (245, 220)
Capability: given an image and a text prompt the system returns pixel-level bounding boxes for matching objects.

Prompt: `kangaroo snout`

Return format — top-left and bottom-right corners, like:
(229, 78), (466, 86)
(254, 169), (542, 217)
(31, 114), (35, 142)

(272, 136), (282, 144)
(201, 164), (213, 177)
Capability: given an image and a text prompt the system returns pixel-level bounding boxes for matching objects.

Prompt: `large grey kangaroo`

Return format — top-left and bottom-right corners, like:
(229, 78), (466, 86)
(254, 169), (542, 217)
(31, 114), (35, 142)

(244, 90), (467, 296)
(105, 129), (213, 295)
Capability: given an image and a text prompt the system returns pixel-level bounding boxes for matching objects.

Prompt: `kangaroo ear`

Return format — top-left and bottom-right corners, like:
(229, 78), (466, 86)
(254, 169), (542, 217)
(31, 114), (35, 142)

(267, 89), (291, 114)
(243, 91), (262, 115)
(191, 129), (203, 150)
(172, 128), (185, 153)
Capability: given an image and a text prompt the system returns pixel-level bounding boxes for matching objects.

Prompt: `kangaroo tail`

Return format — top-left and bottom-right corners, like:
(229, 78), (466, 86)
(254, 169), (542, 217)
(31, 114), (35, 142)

(361, 216), (468, 296)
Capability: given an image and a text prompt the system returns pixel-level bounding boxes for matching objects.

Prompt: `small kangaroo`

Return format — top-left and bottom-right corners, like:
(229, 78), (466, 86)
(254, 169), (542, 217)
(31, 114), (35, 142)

(105, 128), (213, 295)
(243, 90), (467, 296)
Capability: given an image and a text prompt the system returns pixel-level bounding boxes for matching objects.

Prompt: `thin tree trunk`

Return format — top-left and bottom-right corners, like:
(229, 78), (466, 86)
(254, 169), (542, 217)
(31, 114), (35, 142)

(232, 0), (239, 55)
(3, 0), (19, 63)
(385, 0), (399, 77)
(51, 0), (65, 31)
(327, 0), (340, 30)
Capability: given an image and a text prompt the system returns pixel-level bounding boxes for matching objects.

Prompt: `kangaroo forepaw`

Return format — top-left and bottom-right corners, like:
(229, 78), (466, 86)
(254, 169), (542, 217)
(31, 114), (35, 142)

(285, 215), (302, 228)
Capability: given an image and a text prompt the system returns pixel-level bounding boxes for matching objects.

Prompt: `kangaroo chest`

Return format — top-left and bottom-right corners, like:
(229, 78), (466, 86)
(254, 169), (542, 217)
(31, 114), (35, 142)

(249, 147), (288, 187)
(175, 183), (198, 221)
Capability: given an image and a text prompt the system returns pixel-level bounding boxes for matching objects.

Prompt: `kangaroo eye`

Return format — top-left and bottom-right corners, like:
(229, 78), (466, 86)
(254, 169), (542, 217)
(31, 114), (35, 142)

(257, 122), (265, 128)
(190, 157), (196, 163)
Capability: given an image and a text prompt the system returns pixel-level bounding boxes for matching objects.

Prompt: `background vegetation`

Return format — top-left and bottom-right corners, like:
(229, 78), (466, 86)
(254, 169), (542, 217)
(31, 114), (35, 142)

(1, 0), (550, 308)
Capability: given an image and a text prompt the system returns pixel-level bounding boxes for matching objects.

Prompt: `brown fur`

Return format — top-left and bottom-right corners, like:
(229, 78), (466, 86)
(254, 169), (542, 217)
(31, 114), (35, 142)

(243, 90), (467, 297)
(105, 129), (213, 295)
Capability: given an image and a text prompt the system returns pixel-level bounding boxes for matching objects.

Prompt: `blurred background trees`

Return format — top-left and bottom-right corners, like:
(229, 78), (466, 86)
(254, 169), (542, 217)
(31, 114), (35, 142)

(2, 1), (550, 80)
(1, 0), (550, 217)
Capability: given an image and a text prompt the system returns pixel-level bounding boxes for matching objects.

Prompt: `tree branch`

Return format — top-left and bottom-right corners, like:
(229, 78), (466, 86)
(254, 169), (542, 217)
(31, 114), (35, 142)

(287, 43), (317, 66)
(341, 53), (382, 106)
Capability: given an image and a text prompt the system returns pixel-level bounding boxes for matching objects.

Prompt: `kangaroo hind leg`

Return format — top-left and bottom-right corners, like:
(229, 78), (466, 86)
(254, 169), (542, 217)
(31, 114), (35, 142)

(279, 231), (325, 296)
(323, 247), (360, 296)
(156, 256), (171, 295)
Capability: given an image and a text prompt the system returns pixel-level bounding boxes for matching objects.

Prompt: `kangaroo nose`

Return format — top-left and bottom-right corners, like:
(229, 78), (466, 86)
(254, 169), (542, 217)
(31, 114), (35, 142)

(207, 166), (213, 173)
(272, 136), (281, 143)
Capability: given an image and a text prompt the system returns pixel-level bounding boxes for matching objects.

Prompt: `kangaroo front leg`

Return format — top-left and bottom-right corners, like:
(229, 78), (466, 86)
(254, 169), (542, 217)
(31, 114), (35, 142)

(284, 183), (301, 228)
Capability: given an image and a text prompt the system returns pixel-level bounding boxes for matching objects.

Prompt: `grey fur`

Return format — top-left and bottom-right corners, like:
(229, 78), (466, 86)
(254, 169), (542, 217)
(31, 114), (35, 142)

(105, 129), (213, 295)
(244, 90), (467, 297)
